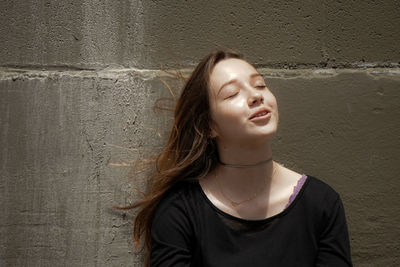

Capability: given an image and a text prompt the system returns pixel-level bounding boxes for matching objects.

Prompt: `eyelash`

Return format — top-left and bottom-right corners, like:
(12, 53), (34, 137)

(226, 92), (238, 99)
(225, 85), (266, 99)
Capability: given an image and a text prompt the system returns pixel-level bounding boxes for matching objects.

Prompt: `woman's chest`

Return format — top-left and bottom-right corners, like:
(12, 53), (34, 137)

(191, 202), (319, 267)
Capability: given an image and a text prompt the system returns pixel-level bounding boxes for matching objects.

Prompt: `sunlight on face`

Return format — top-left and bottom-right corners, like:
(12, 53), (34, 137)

(208, 58), (279, 145)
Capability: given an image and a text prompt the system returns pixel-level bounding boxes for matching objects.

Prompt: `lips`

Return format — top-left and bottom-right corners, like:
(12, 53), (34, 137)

(249, 108), (271, 120)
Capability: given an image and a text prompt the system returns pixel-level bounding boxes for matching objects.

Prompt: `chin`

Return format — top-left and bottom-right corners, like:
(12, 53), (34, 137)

(256, 125), (278, 137)
(241, 131), (276, 145)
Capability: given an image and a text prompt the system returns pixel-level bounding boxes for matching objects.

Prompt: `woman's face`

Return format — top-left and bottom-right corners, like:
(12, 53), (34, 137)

(208, 58), (279, 145)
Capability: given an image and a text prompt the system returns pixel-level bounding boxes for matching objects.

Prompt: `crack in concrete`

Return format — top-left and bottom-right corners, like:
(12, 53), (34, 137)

(1, 67), (400, 82)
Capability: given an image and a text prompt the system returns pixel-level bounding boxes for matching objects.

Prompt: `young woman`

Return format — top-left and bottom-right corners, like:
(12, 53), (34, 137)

(131, 49), (352, 266)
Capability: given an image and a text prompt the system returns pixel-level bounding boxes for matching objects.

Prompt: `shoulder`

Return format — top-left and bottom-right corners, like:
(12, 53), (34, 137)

(154, 180), (199, 213)
(151, 181), (199, 245)
(152, 180), (199, 228)
(278, 164), (340, 204)
(301, 175), (345, 224)
(298, 176), (347, 232)
(305, 175), (341, 203)
(150, 181), (201, 263)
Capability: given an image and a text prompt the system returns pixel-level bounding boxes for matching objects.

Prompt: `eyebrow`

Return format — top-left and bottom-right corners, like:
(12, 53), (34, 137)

(217, 73), (263, 95)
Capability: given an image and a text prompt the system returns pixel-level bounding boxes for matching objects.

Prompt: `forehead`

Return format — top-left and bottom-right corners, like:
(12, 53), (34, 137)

(209, 58), (259, 89)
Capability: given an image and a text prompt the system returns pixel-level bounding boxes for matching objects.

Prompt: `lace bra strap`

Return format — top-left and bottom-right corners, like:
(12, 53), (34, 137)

(284, 174), (308, 209)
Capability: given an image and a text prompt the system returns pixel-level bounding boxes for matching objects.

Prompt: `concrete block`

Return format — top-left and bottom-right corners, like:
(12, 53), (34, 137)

(0, 67), (399, 265)
(1, 0), (399, 69)
(0, 68), (178, 266)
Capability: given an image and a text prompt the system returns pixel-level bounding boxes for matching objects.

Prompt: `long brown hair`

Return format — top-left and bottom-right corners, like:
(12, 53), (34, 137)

(119, 48), (243, 266)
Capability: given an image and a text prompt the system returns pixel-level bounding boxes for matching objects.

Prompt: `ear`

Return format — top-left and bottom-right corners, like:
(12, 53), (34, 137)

(209, 121), (219, 138)
(210, 128), (218, 138)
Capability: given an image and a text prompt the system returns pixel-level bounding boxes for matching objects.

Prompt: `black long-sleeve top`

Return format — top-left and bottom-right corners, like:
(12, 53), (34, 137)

(150, 175), (353, 267)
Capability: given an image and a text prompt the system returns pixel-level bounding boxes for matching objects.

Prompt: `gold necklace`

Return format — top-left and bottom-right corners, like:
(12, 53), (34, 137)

(216, 161), (278, 207)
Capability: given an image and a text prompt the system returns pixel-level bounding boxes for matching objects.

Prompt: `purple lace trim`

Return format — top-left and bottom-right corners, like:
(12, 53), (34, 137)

(284, 174), (307, 209)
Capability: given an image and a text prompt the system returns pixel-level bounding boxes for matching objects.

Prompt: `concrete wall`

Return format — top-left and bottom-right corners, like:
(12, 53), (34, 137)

(1, 0), (399, 266)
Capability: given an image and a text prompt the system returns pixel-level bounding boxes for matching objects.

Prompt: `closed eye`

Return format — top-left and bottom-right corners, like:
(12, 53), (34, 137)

(256, 85), (267, 89)
(226, 92), (238, 99)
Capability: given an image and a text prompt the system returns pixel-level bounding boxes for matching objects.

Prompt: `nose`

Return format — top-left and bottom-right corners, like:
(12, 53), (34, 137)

(248, 89), (264, 106)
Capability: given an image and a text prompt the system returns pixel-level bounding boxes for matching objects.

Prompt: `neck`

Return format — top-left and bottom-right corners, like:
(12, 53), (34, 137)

(214, 139), (276, 193)
(216, 138), (273, 169)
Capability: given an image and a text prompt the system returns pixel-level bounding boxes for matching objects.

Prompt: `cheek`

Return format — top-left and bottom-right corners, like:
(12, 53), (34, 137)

(212, 101), (248, 134)
(215, 99), (247, 121)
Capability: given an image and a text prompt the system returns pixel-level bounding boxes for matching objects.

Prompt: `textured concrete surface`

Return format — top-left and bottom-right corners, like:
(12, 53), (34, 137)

(1, 0), (399, 69)
(1, 67), (399, 266)
(0, 68), (177, 266)
(0, 0), (147, 69)
(1, 0), (400, 266)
